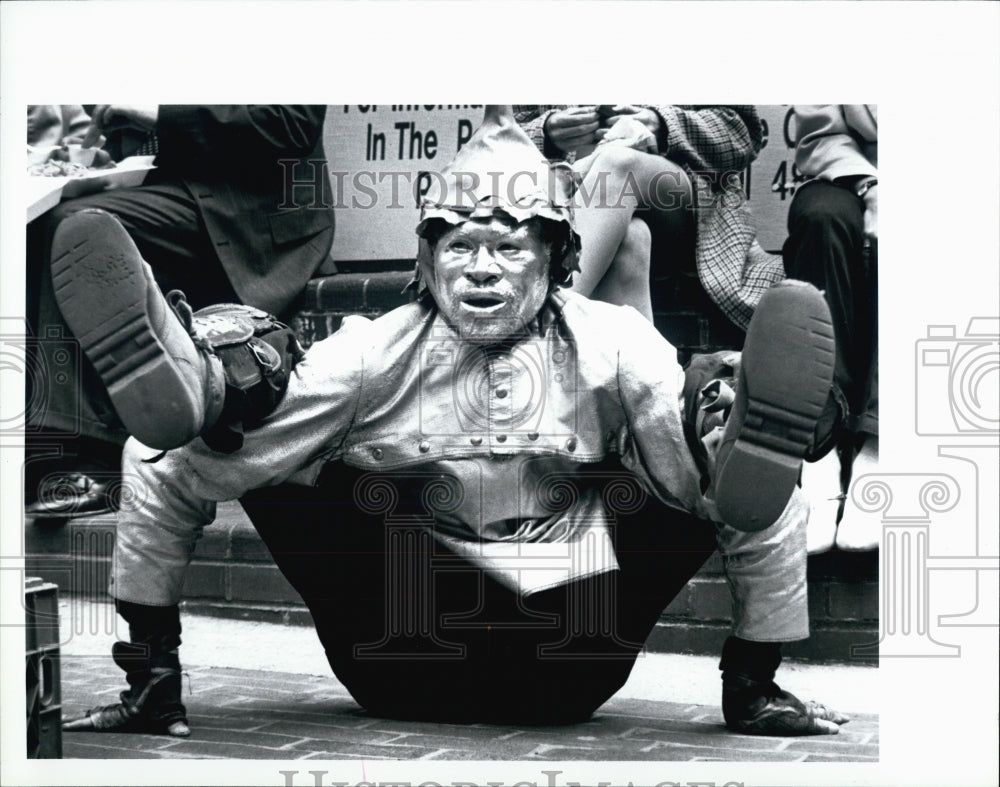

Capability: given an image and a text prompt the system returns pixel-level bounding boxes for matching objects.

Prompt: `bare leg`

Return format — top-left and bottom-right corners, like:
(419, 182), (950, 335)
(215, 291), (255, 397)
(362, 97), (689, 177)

(570, 146), (692, 305)
(591, 218), (653, 319)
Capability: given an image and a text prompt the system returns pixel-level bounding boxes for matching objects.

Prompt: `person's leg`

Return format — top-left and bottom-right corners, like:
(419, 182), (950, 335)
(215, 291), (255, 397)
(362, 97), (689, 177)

(26, 183), (236, 511)
(47, 210), (226, 451)
(783, 180), (878, 550)
(571, 147), (691, 307)
(835, 240), (879, 550)
(590, 218), (653, 319)
(711, 280), (836, 532)
(680, 317), (848, 735)
(240, 463), (719, 724)
(783, 181), (870, 417)
(62, 599), (189, 737)
(31, 183), (234, 439)
(61, 440), (209, 736)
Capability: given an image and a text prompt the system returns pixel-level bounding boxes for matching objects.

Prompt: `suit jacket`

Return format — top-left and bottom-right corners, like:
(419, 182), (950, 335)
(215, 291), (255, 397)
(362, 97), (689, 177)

(793, 105), (878, 182)
(516, 105), (783, 330)
(152, 106), (336, 316)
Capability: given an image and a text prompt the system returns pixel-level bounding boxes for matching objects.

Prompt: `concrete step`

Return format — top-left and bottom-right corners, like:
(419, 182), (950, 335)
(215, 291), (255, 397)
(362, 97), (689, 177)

(25, 504), (877, 665)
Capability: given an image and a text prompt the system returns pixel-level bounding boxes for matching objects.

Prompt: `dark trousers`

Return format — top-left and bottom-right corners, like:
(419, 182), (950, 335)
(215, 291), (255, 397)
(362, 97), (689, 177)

(26, 180), (239, 447)
(239, 462), (718, 724)
(782, 180), (878, 438)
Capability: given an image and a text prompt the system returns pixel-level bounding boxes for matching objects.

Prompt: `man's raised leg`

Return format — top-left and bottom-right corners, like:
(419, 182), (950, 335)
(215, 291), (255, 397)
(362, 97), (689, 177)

(713, 280), (835, 531)
(50, 208), (226, 450)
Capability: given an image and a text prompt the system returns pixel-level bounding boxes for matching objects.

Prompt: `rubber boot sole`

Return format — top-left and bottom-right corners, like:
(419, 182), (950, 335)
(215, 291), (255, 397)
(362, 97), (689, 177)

(51, 209), (203, 450)
(715, 283), (835, 531)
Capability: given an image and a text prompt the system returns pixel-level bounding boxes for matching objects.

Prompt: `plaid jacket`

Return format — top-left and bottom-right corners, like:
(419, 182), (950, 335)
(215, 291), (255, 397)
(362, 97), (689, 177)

(514, 106), (784, 329)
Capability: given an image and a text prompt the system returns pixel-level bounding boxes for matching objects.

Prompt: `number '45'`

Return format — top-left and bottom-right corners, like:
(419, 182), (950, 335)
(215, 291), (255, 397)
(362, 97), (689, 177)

(771, 161), (806, 200)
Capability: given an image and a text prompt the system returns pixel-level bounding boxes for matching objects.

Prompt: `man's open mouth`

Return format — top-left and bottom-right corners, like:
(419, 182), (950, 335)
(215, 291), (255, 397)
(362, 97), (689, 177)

(460, 294), (507, 312)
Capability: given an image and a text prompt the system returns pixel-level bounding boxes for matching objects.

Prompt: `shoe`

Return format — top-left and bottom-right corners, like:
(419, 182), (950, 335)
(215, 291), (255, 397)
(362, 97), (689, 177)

(50, 209), (224, 450)
(24, 472), (117, 519)
(714, 281), (835, 532)
(62, 641), (190, 737)
(722, 674), (848, 736)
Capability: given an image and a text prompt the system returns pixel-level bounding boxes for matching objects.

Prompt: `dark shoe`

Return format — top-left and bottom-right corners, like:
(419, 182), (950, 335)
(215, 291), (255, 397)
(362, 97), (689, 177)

(50, 209), (225, 450)
(714, 280), (835, 531)
(62, 641), (190, 736)
(24, 472), (117, 519)
(722, 674), (848, 736)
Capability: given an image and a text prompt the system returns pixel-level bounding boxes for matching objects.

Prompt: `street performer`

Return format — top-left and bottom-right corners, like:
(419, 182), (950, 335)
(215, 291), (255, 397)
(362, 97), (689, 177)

(57, 106), (847, 738)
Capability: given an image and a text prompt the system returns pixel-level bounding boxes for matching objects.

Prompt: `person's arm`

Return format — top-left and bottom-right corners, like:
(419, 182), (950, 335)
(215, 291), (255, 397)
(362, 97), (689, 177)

(81, 105), (327, 172)
(58, 105), (93, 145)
(515, 105), (598, 160)
(795, 105), (878, 241)
(155, 105), (327, 160)
(607, 305), (716, 519)
(513, 106), (556, 155)
(793, 104), (877, 182)
(643, 105), (764, 173)
(28, 105), (93, 147)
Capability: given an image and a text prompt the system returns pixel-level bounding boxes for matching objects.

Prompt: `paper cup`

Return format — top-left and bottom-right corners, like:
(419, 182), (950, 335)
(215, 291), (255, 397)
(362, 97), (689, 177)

(65, 145), (97, 167)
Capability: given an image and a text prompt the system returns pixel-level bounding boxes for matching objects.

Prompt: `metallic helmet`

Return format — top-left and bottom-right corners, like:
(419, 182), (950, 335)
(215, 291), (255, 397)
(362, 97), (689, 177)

(413, 106), (581, 292)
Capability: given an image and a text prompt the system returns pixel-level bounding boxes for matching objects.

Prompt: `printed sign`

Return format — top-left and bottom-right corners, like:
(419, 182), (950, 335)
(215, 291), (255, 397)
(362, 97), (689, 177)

(322, 105), (484, 263)
(746, 104), (800, 252)
(322, 105), (799, 262)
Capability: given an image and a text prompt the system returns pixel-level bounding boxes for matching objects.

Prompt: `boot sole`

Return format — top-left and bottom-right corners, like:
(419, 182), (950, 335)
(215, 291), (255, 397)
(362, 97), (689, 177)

(715, 283), (835, 531)
(51, 210), (203, 450)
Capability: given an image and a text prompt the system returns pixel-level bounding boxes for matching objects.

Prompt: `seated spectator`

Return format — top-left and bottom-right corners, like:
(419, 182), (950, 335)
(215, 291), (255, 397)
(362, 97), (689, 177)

(516, 105), (783, 333)
(24, 106), (336, 520)
(785, 105), (878, 553)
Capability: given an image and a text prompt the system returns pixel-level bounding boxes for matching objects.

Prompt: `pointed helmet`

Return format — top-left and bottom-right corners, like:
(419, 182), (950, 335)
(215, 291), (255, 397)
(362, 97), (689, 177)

(414, 105), (581, 291)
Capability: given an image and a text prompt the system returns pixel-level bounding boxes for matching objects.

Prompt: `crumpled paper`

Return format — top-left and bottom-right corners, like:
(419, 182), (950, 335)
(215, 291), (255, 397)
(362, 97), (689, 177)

(598, 116), (659, 154)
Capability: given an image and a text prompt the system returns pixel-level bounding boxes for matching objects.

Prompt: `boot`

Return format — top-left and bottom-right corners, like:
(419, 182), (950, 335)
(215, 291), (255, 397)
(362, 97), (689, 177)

(714, 280), (835, 531)
(63, 640), (190, 736)
(719, 636), (848, 736)
(50, 209), (225, 450)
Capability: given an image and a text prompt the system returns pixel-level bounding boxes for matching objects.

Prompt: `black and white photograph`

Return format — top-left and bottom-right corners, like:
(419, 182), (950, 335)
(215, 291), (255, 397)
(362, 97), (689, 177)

(2, 3), (998, 787)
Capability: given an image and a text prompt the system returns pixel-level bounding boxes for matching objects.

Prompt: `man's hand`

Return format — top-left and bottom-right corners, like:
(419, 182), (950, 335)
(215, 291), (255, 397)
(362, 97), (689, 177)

(544, 107), (601, 156)
(82, 105), (159, 149)
(723, 681), (850, 736)
(597, 105), (662, 141)
(49, 146), (113, 168)
(862, 184), (878, 242)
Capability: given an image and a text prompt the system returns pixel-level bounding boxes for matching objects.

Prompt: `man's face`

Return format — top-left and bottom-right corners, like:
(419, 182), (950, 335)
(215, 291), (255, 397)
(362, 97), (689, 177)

(428, 216), (551, 343)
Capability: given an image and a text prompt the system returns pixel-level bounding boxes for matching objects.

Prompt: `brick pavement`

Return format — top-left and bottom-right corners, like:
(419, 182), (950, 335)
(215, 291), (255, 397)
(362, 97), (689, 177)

(59, 659), (878, 762)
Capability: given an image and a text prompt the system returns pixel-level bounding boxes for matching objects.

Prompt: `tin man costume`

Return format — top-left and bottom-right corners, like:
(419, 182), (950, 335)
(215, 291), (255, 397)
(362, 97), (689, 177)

(55, 107), (847, 736)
